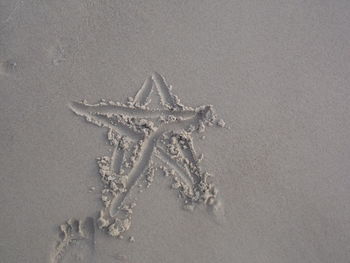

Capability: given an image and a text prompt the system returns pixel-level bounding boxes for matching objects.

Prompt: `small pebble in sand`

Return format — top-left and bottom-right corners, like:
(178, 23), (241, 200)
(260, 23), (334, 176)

(129, 236), (135, 243)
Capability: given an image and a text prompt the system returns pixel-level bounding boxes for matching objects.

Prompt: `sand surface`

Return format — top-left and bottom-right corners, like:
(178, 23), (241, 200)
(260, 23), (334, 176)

(1, 1), (350, 262)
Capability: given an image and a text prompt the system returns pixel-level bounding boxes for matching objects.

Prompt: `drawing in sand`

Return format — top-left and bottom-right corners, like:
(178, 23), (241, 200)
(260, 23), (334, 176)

(51, 72), (226, 262)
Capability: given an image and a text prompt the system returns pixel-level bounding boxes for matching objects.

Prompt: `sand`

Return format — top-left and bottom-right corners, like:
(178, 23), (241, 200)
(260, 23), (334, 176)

(1, 1), (350, 263)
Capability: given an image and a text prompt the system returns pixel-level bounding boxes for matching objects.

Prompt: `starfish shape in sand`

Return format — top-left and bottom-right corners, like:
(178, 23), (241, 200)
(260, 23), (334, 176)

(68, 72), (226, 238)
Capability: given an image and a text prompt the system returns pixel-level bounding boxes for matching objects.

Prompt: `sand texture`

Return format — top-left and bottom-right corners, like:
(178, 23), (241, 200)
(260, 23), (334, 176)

(1, 1), (350, 263)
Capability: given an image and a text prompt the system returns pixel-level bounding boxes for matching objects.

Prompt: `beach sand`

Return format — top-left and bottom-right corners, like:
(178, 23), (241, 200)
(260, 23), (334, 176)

(1, 1), (350, 262)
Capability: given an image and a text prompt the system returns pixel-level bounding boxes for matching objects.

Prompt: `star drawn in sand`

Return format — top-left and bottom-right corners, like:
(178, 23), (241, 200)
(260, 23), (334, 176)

(52, 72), (227, 262)
(67, 73), (226, 240)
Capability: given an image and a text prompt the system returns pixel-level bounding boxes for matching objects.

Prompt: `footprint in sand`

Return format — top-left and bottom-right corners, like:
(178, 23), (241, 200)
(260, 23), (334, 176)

(51, 217), (95, 263)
